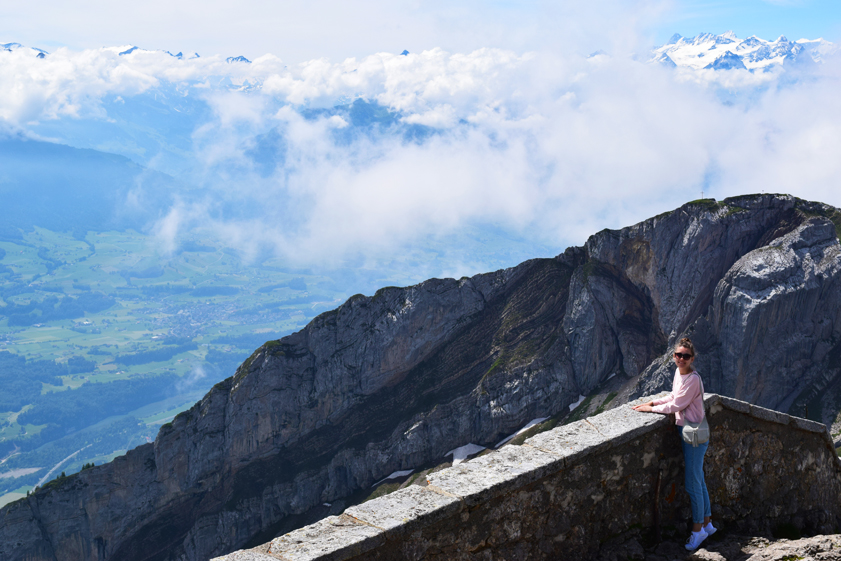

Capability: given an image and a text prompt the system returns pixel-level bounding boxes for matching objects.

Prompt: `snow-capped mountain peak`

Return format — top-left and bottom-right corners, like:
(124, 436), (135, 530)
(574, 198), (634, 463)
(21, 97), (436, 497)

(1, 41), (50, 57)
(652, 31), (837, 71)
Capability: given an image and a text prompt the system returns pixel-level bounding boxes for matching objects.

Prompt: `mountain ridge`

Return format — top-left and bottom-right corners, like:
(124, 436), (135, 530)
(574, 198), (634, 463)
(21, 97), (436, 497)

(651, 31), (838, 70)
(2, 193), (841, 561)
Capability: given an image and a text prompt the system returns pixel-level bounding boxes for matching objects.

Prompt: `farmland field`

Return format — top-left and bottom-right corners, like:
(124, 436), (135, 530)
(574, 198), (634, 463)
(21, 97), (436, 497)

(0, 226), (352, 500)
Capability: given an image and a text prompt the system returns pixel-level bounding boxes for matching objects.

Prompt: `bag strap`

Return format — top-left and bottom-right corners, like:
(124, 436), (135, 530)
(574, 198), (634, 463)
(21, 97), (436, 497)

(693, 372), (705, 397)
(693, 372), (706, 416)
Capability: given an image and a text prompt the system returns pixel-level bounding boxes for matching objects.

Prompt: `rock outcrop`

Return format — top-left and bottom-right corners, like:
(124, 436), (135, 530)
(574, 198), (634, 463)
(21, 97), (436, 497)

(2, 194), (841, 561)
(693, 534), (841, 561)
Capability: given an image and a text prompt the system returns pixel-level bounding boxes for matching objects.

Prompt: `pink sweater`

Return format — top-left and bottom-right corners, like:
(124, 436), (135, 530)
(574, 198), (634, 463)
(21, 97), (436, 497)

(651, 369), (706, 426)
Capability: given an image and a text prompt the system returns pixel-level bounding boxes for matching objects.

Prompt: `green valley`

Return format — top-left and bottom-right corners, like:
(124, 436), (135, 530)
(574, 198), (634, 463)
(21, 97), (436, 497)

(0, 227), (347, 504)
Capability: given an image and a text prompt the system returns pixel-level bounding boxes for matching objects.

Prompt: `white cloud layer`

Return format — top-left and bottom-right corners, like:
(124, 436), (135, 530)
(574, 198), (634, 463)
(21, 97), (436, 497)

(2, 37), (841, 277)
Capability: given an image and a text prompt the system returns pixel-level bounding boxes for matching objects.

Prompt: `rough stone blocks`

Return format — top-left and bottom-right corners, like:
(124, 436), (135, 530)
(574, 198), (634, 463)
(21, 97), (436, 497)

(524, 418), (610, 462)
(344, 486), (461, 536)
(212, 552), (280, 561)
(749, 404), (791, 426)
(267, 515), (384, 561)
(717, 395), (751, 414)
(586, 404), (669, 446)
(426, 444), (561, 507)
(791, 416), (830, 434)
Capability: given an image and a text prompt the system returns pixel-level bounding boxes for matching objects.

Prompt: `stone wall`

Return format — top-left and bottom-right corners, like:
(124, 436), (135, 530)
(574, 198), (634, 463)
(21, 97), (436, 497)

(214, 394), (841, 561)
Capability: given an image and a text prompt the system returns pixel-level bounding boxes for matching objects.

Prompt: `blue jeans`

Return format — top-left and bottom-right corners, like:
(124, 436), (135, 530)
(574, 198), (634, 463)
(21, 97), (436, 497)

(680, 427), (711, 524)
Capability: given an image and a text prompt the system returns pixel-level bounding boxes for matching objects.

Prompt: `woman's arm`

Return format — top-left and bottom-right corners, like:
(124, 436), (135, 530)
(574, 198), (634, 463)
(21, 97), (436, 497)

(651, 395), (670, 406)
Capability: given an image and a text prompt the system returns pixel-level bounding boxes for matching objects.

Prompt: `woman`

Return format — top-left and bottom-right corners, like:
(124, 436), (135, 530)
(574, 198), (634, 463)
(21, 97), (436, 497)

(632, 337), (716, 551)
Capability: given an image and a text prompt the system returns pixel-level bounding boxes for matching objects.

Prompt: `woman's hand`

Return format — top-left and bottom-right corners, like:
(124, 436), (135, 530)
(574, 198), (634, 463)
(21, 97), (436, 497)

(632, 401), (655, 412)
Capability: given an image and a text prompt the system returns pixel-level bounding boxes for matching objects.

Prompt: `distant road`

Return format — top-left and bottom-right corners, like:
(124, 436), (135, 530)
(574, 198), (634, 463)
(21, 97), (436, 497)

(0, 444), (21, 465)
(35, 445), (92, 488)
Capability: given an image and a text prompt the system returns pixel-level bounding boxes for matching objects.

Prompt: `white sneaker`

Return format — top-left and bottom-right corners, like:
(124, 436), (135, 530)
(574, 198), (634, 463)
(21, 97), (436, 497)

(703, 522), (717, 537)
(685, 529), (709, 551)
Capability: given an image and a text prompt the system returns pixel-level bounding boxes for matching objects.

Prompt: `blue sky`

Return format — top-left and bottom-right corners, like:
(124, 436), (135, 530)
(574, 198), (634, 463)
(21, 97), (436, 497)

(2, 0), (840, 62)
(657, 0), (841, 44)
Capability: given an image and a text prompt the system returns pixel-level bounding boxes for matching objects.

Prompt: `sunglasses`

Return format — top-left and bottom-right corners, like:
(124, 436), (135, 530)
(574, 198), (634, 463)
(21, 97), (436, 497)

(674, 352), (694, 361)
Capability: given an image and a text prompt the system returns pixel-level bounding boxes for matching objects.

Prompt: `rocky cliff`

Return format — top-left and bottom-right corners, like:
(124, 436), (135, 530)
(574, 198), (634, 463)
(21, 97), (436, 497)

(2, 194), (841, 561)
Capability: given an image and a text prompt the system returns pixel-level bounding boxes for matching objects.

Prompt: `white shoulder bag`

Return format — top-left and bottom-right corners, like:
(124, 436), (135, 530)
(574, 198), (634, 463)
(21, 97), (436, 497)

(681, 373), (709, 447)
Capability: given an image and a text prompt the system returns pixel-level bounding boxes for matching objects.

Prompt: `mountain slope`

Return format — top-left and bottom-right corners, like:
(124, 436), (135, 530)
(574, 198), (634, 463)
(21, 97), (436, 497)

(0, 137), (179, 238)
(2, 194), (840, 561)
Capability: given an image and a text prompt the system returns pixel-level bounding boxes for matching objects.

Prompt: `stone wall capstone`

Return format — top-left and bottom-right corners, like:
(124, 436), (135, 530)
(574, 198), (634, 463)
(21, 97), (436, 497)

(214, 394), (841, 561)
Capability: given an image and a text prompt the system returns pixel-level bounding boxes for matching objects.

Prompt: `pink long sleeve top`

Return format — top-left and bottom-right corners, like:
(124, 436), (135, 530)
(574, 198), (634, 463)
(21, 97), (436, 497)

(650, 368), (705, 426)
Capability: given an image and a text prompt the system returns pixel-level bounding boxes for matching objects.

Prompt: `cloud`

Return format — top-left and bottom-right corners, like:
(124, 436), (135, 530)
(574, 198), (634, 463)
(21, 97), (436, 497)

(175, 363), (208, 394)
(171, 48), (841, 271)
(153, 204), (184, 255)
(2, 31), (841, 280)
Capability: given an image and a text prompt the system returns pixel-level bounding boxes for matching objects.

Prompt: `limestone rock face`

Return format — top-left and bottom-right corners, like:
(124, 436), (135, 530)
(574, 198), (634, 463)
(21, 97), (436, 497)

(3, 194), (841, 561)
(707, 218), (841, 410)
